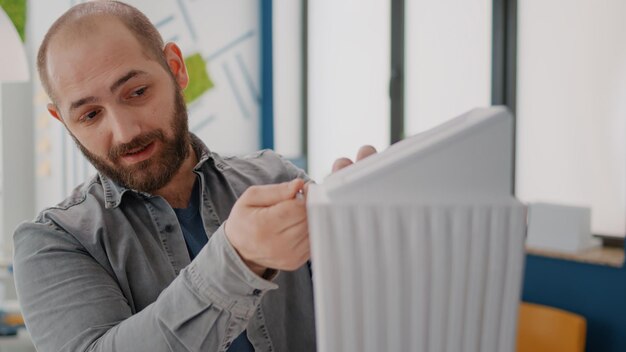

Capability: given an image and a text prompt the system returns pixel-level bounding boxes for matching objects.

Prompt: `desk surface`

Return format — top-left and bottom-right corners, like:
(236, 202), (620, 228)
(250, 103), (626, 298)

(527, 245), (625, 267)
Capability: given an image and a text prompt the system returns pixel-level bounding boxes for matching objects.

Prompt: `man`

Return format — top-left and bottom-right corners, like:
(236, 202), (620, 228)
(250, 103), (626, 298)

(13, 1), (375, 351)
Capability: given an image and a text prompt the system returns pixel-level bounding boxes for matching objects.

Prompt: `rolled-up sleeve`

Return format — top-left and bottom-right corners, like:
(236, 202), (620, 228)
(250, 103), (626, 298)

(13, 221), (277, 352)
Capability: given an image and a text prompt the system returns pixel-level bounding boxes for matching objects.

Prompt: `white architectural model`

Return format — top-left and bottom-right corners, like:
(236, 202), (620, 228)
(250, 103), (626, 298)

(308, 107), (526, 352)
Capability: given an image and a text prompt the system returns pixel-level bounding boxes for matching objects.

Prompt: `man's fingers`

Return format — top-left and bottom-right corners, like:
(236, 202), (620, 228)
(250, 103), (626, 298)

(277, 231), (310, 271)
(265, 198), (307, 232)
(332, 158), (353, 172)
(242, 179), (305, 207)
(332, 145), (377, 173)
(356, 145), (377, 161)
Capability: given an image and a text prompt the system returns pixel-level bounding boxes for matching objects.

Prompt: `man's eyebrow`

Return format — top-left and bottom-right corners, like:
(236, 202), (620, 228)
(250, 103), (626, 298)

(70, 96), (99, 111)
(110, 70), (148, 93)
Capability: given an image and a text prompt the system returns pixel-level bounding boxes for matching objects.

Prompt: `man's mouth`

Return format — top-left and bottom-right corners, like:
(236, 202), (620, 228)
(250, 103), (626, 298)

(120, 141), (156, 163)
(126, 145), (149, 155)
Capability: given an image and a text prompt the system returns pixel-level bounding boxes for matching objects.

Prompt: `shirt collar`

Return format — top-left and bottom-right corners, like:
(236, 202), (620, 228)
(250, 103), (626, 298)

(101, 133), (215, 209)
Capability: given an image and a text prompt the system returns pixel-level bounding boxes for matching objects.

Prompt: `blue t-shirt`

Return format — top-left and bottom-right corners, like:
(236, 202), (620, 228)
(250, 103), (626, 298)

(174, 179), (254, 352)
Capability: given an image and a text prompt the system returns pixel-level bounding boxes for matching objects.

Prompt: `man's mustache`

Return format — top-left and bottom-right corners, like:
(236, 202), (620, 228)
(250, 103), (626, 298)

(109, 130), (165, 161)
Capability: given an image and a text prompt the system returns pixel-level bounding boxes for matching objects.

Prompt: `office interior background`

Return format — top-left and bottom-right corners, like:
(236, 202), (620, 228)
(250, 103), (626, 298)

(0, 0), (624, 351)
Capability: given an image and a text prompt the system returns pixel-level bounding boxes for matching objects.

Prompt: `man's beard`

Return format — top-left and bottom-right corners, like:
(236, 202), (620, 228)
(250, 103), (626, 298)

(71, 89), (191, 193)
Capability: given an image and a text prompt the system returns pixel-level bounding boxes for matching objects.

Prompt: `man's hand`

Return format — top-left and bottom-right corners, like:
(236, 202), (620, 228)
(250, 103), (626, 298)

(225, 179), (309, 277)
(332, 145), (378, 172)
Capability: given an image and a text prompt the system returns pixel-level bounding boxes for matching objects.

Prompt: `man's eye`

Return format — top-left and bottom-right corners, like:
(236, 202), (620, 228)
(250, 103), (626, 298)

(130, 87), (147, 97)
(81, 110), (100, 122)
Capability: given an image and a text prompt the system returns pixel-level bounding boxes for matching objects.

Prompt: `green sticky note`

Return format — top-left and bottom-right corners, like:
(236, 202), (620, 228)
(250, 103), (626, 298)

(0, 0), (27, 42)
(183, 53), (214, 104)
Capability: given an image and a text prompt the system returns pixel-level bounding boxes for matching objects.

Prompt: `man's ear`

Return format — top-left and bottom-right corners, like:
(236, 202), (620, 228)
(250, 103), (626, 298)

(47, 103), (63, 123)
(163, 43), (189, 90)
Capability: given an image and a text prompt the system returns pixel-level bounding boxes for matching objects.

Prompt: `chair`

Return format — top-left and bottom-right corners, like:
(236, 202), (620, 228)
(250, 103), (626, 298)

(517, 302), (586, 352)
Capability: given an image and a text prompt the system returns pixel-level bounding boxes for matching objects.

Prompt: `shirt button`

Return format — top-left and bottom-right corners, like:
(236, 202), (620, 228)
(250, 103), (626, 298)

(252, 289), (262, 296)
(164, 224), (174, 233)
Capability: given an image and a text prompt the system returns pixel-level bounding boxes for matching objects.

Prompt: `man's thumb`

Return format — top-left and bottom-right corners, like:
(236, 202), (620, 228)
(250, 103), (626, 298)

(241, 179), (305, 207)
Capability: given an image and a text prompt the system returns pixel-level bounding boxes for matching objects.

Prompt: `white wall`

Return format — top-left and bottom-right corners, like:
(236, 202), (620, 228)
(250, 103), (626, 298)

(272, 0), (302, 159)
(0, 82), (34, 259)
(405, 0), (492, 134)
(308, 0), (390, 182)
(516, 0), (626, 237)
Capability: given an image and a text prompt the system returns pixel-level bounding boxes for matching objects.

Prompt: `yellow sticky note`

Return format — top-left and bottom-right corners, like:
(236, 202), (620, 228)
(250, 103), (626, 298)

(36, 112), (50, 129)
(37, 160), (51, 177)
(37, 137), (51, 153)
(33, 89), (49, 105)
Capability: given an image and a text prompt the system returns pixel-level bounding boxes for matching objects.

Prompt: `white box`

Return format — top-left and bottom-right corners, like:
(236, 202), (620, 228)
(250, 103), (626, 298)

(526, 202), (599, 253)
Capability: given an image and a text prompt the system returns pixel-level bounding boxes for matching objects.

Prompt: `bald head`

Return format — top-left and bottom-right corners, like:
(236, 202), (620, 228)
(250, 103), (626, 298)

(38, 1), (167, 103)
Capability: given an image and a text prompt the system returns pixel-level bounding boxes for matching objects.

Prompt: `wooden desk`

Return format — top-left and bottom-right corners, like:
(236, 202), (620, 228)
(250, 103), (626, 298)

(526, 245), (625, 268)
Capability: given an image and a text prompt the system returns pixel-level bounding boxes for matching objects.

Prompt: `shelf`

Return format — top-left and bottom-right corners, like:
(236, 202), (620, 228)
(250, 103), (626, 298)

(526, 245), (625, 268)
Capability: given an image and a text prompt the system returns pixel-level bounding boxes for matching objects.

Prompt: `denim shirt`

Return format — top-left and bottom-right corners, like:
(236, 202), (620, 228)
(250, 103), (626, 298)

(13, 135), (316, 352)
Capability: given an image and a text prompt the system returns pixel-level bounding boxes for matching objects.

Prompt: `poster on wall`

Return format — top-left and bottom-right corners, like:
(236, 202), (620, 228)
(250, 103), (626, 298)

(29, 0), (262, 210)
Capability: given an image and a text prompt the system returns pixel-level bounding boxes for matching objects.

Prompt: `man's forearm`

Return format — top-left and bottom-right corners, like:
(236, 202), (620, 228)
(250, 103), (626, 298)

(14, 223), (277, 352)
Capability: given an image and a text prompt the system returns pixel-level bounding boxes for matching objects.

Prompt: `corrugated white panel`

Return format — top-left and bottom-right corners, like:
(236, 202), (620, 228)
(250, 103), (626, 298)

(308, 200), (526, 352)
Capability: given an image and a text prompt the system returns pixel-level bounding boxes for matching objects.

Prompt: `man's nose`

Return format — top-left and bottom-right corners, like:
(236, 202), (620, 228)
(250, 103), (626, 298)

(108, 108), (142, 145)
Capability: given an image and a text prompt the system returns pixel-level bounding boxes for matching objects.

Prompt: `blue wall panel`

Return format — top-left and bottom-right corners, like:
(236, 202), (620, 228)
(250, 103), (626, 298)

(260, 0), (274, 149)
